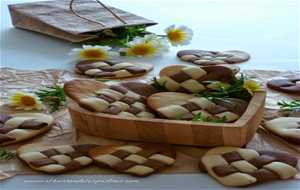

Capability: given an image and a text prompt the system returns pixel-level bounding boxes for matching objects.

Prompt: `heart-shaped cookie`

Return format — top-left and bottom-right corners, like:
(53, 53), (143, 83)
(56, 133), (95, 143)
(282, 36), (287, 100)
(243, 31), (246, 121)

(64, 79), (158, 118)
(147, 92), (248, 122)
(263, 117), (300, 144)
(0, 113), (53, 146)
(18, 143), (98, 174)
(199, 147), (298, 187)
(75, 59), (153, 79)
(157, 65), (236, 93)
(177, 50), (250, 65)
(89, 144), (176, 177)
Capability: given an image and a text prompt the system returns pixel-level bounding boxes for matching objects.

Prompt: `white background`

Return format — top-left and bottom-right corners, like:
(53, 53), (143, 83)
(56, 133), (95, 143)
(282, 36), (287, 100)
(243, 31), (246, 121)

(1, 0), (300, 190)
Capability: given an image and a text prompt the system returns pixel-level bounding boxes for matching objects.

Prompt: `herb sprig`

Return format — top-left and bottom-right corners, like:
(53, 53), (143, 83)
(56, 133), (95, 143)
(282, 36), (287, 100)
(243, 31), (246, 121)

(74, 25), (147, 47)
(0, 148), (15, 161)
(151, 77), (168, 92)
(176, 112), (228, 123)
(277, 100), (300, 116)
(35, 86), (66, 113)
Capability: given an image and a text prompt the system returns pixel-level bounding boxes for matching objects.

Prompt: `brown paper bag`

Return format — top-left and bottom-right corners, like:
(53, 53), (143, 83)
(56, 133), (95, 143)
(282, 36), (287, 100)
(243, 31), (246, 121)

(8, 0), (157, 42)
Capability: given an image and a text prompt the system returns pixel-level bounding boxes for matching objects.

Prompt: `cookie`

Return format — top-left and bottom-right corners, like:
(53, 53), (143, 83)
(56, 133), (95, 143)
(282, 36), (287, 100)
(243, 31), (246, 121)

(199, 147), (298, 187)
(75, 60), (153, 79)
(64, 79), (158, 118)
(263, 117), (300, 144)
(157, 65), (236, 93)
(267, 78), (300, 95)
(177, 50), (250, 65)
(147, 92), (248, 122)
(18, 143), (98, 174)
(0, 113), (53, 146)
(89, 144), (176, 176)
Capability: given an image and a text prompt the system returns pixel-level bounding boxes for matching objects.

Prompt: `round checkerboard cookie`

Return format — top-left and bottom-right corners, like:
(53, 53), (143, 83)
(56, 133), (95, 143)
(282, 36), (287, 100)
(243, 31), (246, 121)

(75, 60), (153, 79)
(89, 144), (176, 177)
(199, 147), (298, 187)
(177, 50), (250, 65)
(263, 117), (300, 144)
(157, 65), (236, 93)
(0, 113), (53, 146)
(18, 143), (98, 174)
(147, 92), (248, 122)
(64, 79), (158, 118)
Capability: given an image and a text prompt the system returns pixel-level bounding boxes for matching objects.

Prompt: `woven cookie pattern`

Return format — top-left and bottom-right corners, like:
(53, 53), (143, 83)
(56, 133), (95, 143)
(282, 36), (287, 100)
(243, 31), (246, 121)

(267, 79), (300, 95)
(0, 114), (48, 145)
(158, 65), (234, 93)
(200, 148), (298, 187)
(76, 60), (147, 78)
(18, 144), (97, 174)
(157, 97), (241, 122)
(79, 85), (155, 118)
(177, 50), (248, 65)
(91, 145), (176, 176)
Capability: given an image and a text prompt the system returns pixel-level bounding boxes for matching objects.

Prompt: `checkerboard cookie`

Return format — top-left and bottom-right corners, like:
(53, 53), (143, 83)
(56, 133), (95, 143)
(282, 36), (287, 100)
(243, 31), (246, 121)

(177, 50), (250, 65)
(89, 144), (176, 176)
(0, 113), (53, 146)
(157, 65), (236, 93)
(267, 78), (300, 95)
(75, 60), (153, 79)
(147, 92), (248, 122)
(64, 79), (158, 118)
(199, 147), (298, 187)
(18, 143), (98, 174)
(263, 117), (300, 144)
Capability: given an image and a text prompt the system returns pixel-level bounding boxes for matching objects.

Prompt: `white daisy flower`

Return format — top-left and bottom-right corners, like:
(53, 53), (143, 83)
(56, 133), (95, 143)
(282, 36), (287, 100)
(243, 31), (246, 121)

(7, 92), (46, 111)
(68, 45), (119, 61)
(165, 25), (193, 46)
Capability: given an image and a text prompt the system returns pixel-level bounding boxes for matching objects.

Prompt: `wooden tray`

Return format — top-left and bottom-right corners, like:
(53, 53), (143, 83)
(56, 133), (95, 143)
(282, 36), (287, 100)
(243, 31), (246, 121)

(67, 91), (266, 147)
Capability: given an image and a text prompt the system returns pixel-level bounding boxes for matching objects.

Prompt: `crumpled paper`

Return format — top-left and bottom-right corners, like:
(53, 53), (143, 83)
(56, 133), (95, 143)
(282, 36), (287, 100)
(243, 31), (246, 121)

(0, 68), (299, 180)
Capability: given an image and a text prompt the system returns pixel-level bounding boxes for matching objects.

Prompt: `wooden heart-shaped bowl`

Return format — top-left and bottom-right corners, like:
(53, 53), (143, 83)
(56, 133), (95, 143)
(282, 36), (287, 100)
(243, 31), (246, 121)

(66, 80), (266, 147)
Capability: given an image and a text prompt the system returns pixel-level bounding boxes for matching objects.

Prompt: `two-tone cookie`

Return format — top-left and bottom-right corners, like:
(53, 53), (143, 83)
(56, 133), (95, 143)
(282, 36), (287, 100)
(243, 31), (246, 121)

(199, 147), (298, 187)
(177, 50), (250, 65)
(0, 113), (53, 146)
(75, 60), (153, 79)
(18, 143), (98, 174)
(267, 78), (300, 95)
(156, 65), (236, 93)
(147, 92), (248, 122)
(64, 79), (158, 118)
(89, 144), (176, 177)
(263, 117), (300, 144)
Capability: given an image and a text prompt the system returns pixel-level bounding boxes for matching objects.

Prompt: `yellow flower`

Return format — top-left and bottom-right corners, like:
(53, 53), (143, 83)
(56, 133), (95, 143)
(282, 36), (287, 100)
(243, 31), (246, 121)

(68, 45), (119, 61)
(243, 80), (264, 95)
(8, 92), (45, 111)
(165, 25), (193, 46)
(120, 37), (165, 57)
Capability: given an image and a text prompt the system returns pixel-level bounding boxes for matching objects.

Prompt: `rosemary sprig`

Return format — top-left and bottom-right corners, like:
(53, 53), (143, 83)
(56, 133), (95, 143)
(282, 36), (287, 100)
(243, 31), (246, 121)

(0, 148), (15, 161)
(176, 112), (228, 123)
(151, 77), (169, 92)
(74, 25), (147, 47)
(277, 100), (300, 116)
(35, 86), (66, 113)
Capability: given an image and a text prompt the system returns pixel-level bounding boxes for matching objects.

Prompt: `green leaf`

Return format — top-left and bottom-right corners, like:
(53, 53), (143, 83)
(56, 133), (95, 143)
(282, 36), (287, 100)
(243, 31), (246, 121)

(0, 148), (15, 161)
(151, 77), (169, 92)
(277, 100), (300, 116)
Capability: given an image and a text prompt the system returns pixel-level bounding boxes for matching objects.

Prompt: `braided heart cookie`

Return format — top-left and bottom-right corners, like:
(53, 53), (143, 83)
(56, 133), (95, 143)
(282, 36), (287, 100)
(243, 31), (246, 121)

(147, 92), (248, 122)
(0, 113), (53, 146)
(64, 79), (158, 118)
(157, 65), (236, 93)
(263, 117), (300, 144)
(199, 147), (298, 187)
(89, 144), (176, 176)
(18, 143), (98, 174)
(75, 60), (153, 79)
(177, 50), (250, 65)
(267, 78), (300, 95)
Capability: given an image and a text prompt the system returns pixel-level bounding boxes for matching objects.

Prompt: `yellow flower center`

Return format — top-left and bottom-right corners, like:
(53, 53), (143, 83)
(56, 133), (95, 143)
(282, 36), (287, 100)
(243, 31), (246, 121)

(20, 96), (36, 106)
(129, 44), (156, 56)
(80, 49), (108, 59)
(167, 29), (185, 42)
